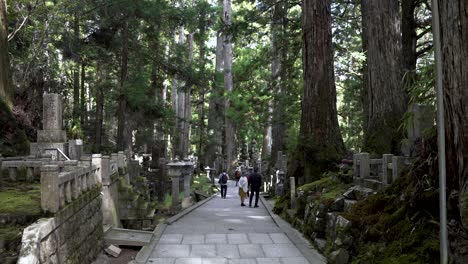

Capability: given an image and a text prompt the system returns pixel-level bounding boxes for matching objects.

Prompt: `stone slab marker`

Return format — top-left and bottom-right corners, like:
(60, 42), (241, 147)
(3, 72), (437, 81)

(359, 153), (370, 179)
(382, 154), (393, 184)
(43, 93), (62, 130)
(31, 93), (68, 159)
(392, 156), (406, 182)
(290, 177), (296, 209)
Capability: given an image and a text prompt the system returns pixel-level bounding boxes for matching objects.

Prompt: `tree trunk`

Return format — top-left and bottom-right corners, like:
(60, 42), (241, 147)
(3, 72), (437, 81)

(297, 0), (345, 183)
(206, 0), (225, 171)
(117, 21), (129, 151)
(0, 0), (13, 108)
(270, 0), (287, 168)
(438, 0), (468, 230)
(80, 61), (86, 125)
(361, 0), (407, 154)
(94, 63), (105, 153)
(223, 0), (236, 172)
(198, 22), (207, 165)
(72, 13), (80, 120)
(182, 31), (194, 158)
(401, 0), (417, 74)
(261, 101), (272, 160)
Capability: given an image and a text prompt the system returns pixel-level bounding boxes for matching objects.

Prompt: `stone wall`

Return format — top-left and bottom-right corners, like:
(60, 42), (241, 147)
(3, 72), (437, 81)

(18, 186), (103, 264)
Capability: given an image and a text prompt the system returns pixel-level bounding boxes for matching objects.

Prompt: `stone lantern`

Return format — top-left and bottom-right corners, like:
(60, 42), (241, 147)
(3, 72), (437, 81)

(205, 166), (216, 185)
(182, 158), (195, 200)
(167, 159), (186, 211)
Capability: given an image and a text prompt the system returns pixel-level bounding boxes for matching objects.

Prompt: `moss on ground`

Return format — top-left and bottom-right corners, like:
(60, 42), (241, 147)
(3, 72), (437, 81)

(0, 184), (42, 216)
(343, 141), (441, 263)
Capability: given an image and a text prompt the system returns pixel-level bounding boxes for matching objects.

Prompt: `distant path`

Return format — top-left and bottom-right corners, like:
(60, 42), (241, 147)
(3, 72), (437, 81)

(144, 180), (326, 264)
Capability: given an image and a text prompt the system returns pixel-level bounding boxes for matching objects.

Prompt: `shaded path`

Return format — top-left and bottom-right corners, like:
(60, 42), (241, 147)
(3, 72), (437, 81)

(144, 181), (325, 264)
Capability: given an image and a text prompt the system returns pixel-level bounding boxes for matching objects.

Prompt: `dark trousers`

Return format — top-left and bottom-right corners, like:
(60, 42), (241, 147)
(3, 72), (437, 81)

(249, 188), (260, 206)
(220, 185), (227, 198)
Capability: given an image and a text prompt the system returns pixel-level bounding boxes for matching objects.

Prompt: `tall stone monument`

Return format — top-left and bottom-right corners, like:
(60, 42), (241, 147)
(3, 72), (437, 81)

(30, 93), (68, 160)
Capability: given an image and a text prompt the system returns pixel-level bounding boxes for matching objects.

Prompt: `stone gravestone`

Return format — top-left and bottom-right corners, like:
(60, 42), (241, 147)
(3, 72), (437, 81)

(402, 104), (434, 156)
(30, 93), (68, 160)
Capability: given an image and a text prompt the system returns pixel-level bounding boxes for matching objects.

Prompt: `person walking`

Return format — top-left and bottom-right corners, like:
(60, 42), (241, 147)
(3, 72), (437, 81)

(218, 170), (229, 199)
(238, 173), (248, 206)
(248, 167), (261, 207)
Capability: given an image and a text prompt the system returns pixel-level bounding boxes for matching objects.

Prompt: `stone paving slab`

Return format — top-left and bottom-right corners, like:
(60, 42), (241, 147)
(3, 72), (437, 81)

(143, 181), (325, 264)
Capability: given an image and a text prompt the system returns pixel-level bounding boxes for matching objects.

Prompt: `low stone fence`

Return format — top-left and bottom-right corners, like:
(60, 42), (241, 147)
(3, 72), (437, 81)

(17, 151), (127, 264)
(353, 153), (413, 190)
(40, 164), (99, 213)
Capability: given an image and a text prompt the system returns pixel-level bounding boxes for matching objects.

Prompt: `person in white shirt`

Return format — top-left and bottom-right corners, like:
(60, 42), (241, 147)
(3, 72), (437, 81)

(238, 173), (248, 206)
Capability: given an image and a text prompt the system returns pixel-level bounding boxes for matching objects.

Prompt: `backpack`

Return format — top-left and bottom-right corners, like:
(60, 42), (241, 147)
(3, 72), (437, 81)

(220, 173), (228, 184)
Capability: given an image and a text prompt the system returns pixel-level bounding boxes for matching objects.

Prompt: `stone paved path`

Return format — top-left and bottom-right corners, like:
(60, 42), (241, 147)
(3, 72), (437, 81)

(145, 181), (325, 264)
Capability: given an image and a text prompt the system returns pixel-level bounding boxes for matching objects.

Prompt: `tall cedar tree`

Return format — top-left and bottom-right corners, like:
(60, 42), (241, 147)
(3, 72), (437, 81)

(439, 0), (468, 230)
(0, 0), (13, 108)
(223, 0), (236, 172)
(295, 0), (345, 183)
(361, 0), (408, 154)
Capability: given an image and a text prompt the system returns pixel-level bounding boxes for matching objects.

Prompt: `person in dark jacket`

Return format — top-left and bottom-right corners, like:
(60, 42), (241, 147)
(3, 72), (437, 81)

(248, 167), (262, 207)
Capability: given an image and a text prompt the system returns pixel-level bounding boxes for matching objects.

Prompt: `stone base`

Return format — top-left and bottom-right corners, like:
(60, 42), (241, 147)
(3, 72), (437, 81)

(182, 197), (194, 209)
(37, 130), (67, 143)
(30, 142), (68, 160)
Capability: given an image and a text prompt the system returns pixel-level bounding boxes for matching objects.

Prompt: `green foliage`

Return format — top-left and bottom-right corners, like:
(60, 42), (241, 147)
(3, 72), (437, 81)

(0, 98), (29, 157)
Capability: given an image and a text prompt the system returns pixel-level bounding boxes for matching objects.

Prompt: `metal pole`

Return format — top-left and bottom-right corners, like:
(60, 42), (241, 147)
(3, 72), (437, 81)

(431, 0), (448, 263)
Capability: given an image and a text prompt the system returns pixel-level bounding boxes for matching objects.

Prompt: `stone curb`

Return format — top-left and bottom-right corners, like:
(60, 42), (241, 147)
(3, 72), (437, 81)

(260, 195), (327, 264)
(134, 193), (217, 264)
(165, 193), (218, 225)
(134, 223), (167, 264)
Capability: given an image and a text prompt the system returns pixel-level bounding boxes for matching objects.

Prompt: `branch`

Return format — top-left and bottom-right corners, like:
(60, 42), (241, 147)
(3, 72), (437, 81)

(416, 44), (433, 57)
(7, 1), (39, 42)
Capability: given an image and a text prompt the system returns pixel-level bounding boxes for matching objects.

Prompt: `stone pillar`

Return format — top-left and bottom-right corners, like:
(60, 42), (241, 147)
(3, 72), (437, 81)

(92, 154), (103, 183)
(275, 170), (285, 196)
(382, 154), (393, 185)
(183, 160), (194, 199)
(41, 165), (60, 213)
(68, 139), (83, 160)
(392, 156), (405, 182)
(101, 156), (110, 185)
(290, 177), (296, 209)
(118, 151), (126, 169)
(353, 153), (360, 178)
(32, 93), (68, 160)
(167, 160), (185, 212)
(359, 153), (370, 179)
(43, 94), (62, 130)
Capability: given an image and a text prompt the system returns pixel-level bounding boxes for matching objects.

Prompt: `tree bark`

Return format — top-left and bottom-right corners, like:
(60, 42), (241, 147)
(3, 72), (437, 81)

(361, 0), (407, 154)
(205, 0), (225, 171)
(438, 0), (468, 230)
(72, 13), (80, 120)
(198, 19), (207, 165)
(401, 0), (417, 74)
(0, 0), (13, 108)
(223, 0), (236, 172)
(94, 62), (105, 153)
(270, 0), (287, 168)
(80, 61), (86, 125)
(297, 0), (345, 183)
(117, 21), (129, 151)
(262, 101), (272, 160)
